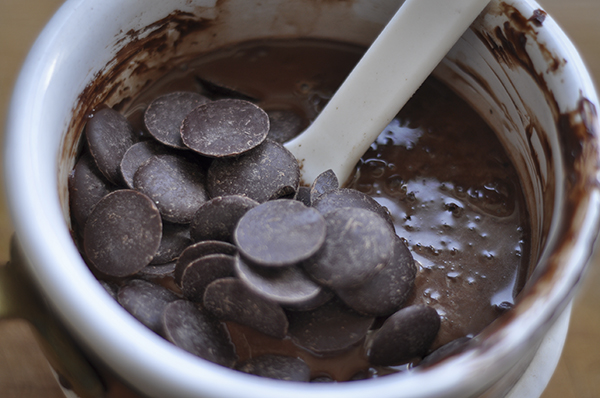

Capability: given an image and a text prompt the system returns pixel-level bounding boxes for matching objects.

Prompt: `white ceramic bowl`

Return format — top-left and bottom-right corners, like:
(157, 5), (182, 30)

(4, 0), (600, 397)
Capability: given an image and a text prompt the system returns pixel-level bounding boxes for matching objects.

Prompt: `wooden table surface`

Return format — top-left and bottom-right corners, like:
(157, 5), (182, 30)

(1, 1), (599, 397)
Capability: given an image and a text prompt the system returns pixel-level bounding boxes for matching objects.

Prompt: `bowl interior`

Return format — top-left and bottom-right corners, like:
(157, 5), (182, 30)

(5, 0), (600, 397)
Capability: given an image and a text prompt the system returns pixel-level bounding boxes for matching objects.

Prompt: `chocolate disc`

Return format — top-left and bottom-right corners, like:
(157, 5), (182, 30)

(203, 277), (288, 339)
(181, 99), (269, 157)
(137, 262), (177, 279)
(144, 91), (210, 149)
(174, 240), (237, 286)
(190, 195), (259, 243)
(83, 190), (162, 277)
(162, 300), (237, 368)
(367, 305), (441, 366)
(313, 188), (394, 227)
(69, 152), (113, 229)
(117, 279), (179, 334)
(295, 186), (312, 207)
(336, 236), (416, 316)
(287, 298), (374, 356)
(302, 207), (395, 290)
(133, 154), (208, 224)
(234, 255), (324, 307)
(120, 140), (169, 189)
(151, 222), (192, 265)
(234, 199), (326, 267)
(85, 107), (137, 184)
(236, 355), (311, 381)
(181, 254), (236, 302)
(207, 140), (300, 203)
(265, 108), (307, 144)
(310, 169), (339, 204)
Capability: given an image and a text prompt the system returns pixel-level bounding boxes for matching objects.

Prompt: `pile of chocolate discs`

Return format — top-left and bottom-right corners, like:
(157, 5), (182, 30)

(69, 89), (441, 382)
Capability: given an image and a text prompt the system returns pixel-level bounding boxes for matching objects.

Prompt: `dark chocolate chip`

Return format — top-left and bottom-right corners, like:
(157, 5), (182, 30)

(133, 154), (208, 224)
(69, 152), (113, 229)
(287, 298), (374, 356)
(144, 91), (210, 149)
(137, 262), (177, 278)
(207, 140), (300, 203)
(302, 207), (395, 290)
(234, 199), (326, 267)
(190, 195), (259, 243)
(83, 190), (162, 277)
(419, 336), (472, 368)
(120, 140), (169, 189)
(310, 169), (339, 204)
(313, 188), (394, 227)
(295, 186), (312, 207)
(181, 99), (269, 157)
(117, 279), (179, 334)
(174, 240), (237, 286)
(336, 236), (416, 316)
(151, 222), (192, 265)
(99, 280), (119, 300)
(236, 355), (311, 382)
(162, 300), (237, 368)
(181, 254), (235, 302)
(367, 305), (441, 366)
(203, 277), (288, 339)
(195, 76), (259, 102)
(265, 108), (307, 143)
(234, 255), (324, 307)
(85, 107), (137, 184)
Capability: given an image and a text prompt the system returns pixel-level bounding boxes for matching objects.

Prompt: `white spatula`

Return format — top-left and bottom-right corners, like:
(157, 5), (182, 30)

(284, 0), (490, 185)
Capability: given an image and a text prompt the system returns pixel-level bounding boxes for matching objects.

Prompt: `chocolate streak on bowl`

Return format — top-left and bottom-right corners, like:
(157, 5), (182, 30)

(59, 11), (216, 224)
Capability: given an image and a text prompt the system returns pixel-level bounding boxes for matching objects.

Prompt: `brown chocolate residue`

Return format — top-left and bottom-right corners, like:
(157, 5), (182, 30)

(529, 9), (547, 27)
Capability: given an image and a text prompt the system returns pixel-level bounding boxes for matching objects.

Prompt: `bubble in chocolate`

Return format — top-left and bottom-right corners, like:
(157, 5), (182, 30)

(162, 300), (237, 368)
(144, 91), (210, 149)
(85, 107), (137, 184)
(69, 152), (113, 229)
(181, 254), (236, 302)
(367, 305), (441, 366)
(83, 190), (162, 277)
(236, 355), (311, 381)
(117, 279), (179, 334)
(303, 207), (395, 290)
(335, 236), (416, 317)
(203, 277), (288, 339)
(266, 108), (307, 143)
(286, 298), (374, 356)
(181, 99), (269, 157)
(234, 199), (326, 267)
(174, 240), (237, 286)
(190, 195), (259, 243)
(133, 154), (208, 224)
(207, 140), (300, 203)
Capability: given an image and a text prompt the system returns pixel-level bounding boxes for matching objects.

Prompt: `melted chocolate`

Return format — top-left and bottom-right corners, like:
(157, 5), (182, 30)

(116, 39), (530, 379)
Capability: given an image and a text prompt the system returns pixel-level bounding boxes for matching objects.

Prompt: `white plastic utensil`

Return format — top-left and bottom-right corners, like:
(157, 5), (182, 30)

(284, 0), (490, 185)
